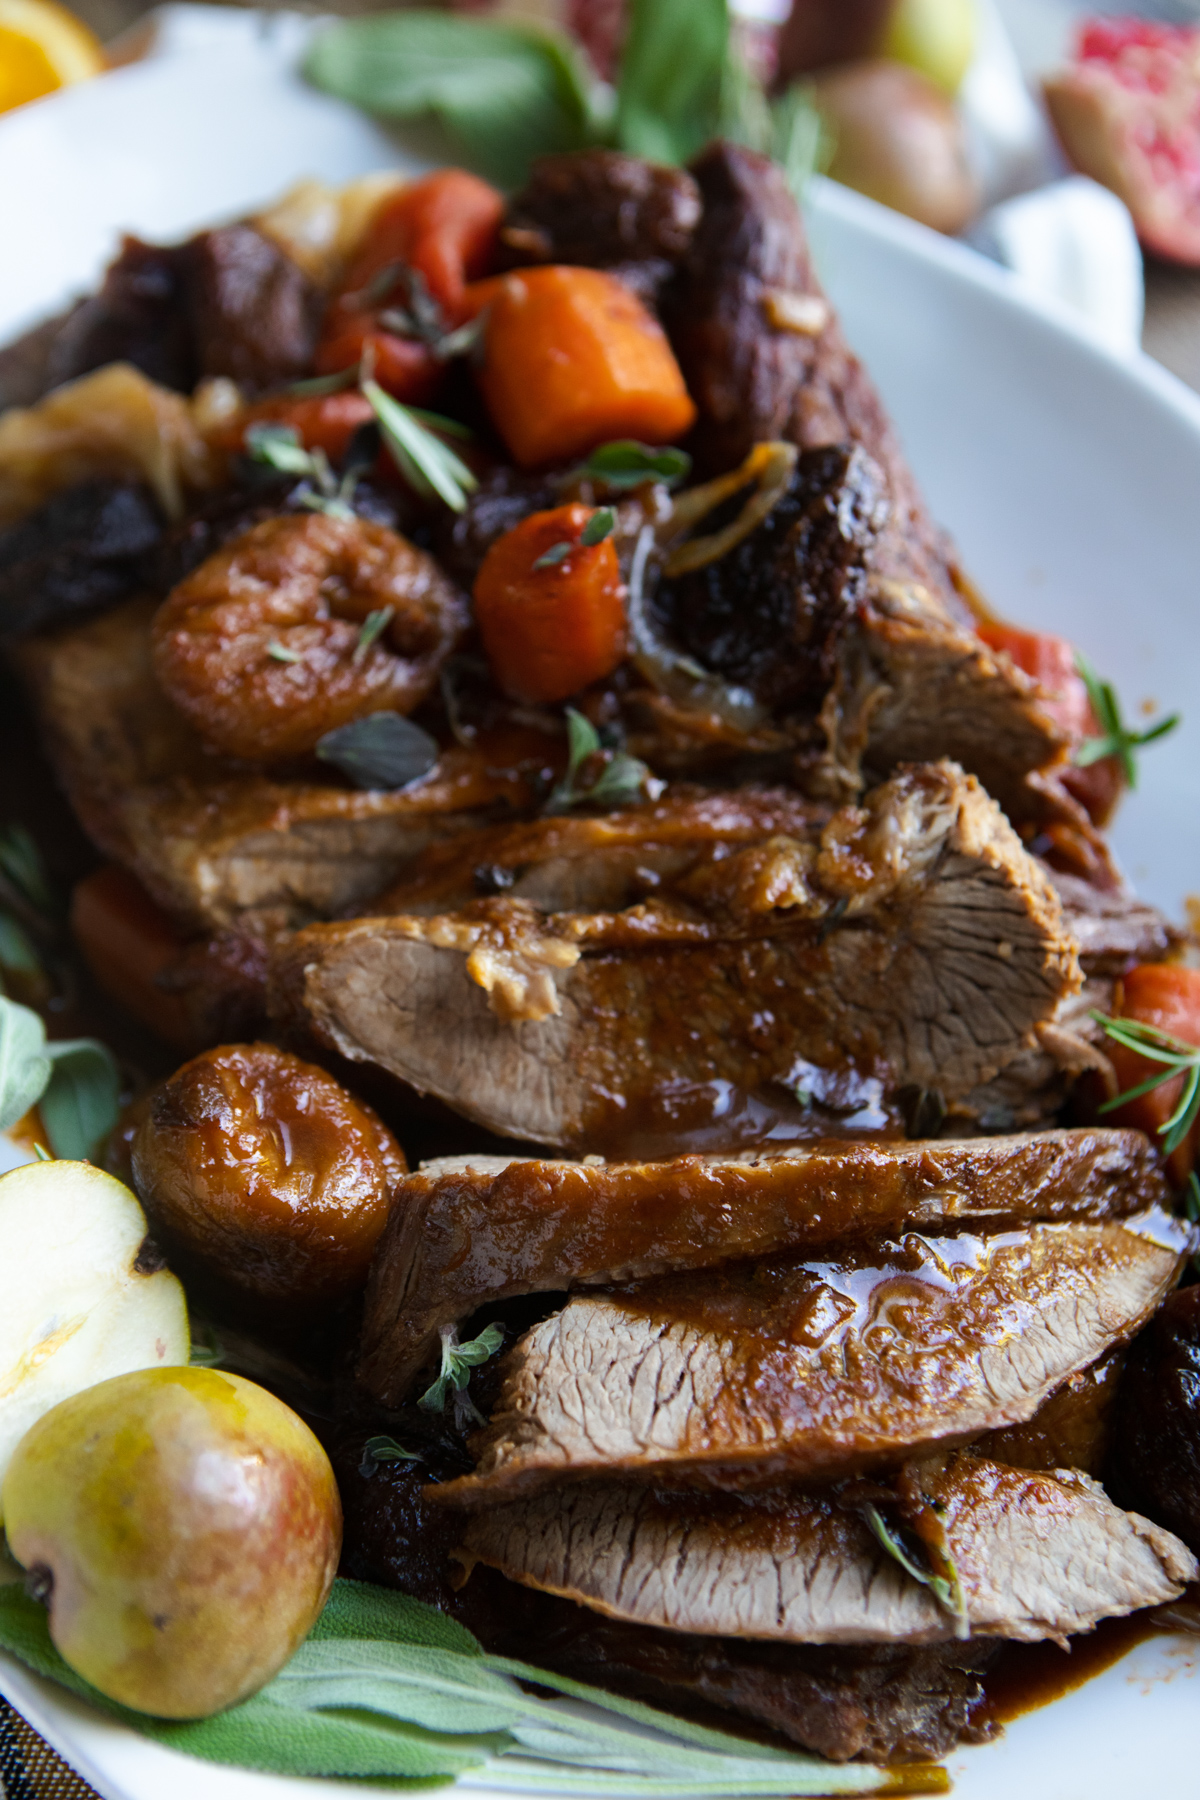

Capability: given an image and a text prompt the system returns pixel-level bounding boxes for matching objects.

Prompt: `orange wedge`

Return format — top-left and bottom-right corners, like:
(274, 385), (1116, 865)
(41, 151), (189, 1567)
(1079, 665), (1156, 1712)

(0, 0), (104, 114)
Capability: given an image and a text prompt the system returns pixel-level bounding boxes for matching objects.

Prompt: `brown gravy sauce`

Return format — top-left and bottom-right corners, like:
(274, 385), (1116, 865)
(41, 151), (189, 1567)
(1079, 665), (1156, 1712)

(980, 1586), (1200, 1726)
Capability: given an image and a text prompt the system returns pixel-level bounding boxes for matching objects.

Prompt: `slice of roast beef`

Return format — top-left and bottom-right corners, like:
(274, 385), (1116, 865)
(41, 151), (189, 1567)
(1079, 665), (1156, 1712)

(272, 760), (1082, 1150)
(13, 596), (538, 929)
(47, 236), (197, 393)
(357, 1128), (1167, 1404)
(431, 1209), (1190, 1502)
(332, 1430), (998, 1763)
(496, 149), (702, 302)
(458, 1454), (1197, 1645)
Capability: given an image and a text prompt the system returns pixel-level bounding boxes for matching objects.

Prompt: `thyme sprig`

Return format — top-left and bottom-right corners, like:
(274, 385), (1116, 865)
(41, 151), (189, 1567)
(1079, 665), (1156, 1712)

(352, 606), (395, 663)
(359, 1434), (422, 1478)
(862, 1504), (968, 1636)
(1074, 653), (1180, 786)
(1092, 1011), (1200, 1155)
(418, 1322), (505, 1428)
(532, 507), (616, 569)
(244, 422), (358, 520)
(545, 708), (662, 815)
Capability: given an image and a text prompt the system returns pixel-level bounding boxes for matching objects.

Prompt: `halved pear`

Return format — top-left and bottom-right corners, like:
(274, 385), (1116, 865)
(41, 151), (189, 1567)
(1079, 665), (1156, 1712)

(0, 1160), (188, 1511)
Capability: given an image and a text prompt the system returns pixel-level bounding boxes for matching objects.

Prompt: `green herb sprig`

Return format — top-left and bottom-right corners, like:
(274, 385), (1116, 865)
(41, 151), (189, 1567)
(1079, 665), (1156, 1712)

(359, 1434), (422, 1478)
(244, 422), (358, 521)
(575, 441), (692, 491)
(1091, 1010), (1200, 1155)
(545, 708), (662, 815)
(1074, 653), (1180, 787)
(0, 1578), (924, 1794)
(363, 379), (477, 513)
(0, 995), (120, 1159)
(419, 1322), (504, 1428)
(533, 507), (616, 569)
(0, 824), (60, 992)
(862, 1504), (968, 1636)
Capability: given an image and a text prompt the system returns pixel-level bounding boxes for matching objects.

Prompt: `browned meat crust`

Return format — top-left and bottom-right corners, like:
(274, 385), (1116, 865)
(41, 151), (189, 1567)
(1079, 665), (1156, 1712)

(1106, 1283), (1200, 1555)
(12, 596), (535, 928)
(459, 1455), (1196, 1644)
(272, 761), (1082, 1149)
(431, 1209), (1190, 1502)
(357, 1129), (1167, 1404)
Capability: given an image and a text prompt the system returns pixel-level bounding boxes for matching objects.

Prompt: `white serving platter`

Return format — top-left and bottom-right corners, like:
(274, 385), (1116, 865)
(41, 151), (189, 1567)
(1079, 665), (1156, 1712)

(1, 13), (1198, 1797)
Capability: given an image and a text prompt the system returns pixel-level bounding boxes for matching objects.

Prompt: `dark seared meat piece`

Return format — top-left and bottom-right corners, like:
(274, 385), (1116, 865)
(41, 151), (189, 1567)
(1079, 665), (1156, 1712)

(1106, 1283), (1200, 1554)
(358, 1129), (1167, 1404)
(48, 236), (196, 392)
(0, 480), (163, 642)
(497, 149), (702, 301)
(37, 225), (319, 398)
(980, 1345), (1126, 1479)
(460, 1456), (1196, 1642)
(431, 1210), (1189, 1502)
(272, 761), (1082, 1151)
(0, 304), (81, 410)
(654, 443), (889, 709)
(176, 224), (322, 393)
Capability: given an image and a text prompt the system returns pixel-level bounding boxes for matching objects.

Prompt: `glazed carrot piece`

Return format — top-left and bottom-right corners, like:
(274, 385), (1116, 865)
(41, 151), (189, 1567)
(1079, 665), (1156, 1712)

(977, 621), (1121, 825)
(474, 504), (626, 704)
(471, 266), (697, 469)
(1104, 963), (1200, 1185)
(209, 390), (376, 464)
(71, 865), (196, 1050)
(315, 170), (504, 399)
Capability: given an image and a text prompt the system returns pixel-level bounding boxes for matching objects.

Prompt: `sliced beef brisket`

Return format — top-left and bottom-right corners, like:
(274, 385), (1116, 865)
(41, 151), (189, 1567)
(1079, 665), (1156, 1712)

(459, 1455), (1196, 1645)
(357, 1128), (1167, 1404)
(431, 1209), (1189, 1501)
(273, 761), (1082, 1149)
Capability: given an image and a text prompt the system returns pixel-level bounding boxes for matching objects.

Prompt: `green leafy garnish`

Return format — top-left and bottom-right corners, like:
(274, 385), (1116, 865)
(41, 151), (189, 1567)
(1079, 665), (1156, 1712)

(376, 265), (484, 361)
(1092, 1011), (1200, 1155)
(360, 1434), (422, 1478)
(419, 1322), (505, 1427)
(315, 713), (440, 792)
(304, 12), (599, 190)
(0, 995), (120, 1157)
(266, 640), (301, 664)
(244, 422), (357, 520)
(532, 540), (573, 570)
(1073, 653), (1180, 787)
(580, 506), (616, 546)
(617, 0), (728, 164)
(352, 606), (395, 663)
(577, 440), (692, 491)
(285, 364), (363, 398)
(0, 1578), (919, 1792)
(545, 708), (661, 815)
(363, 379), (477, 513)
(0, 913), (41, 979)
(862, 1504), (968, 1634)
(0, 824), (56, 921)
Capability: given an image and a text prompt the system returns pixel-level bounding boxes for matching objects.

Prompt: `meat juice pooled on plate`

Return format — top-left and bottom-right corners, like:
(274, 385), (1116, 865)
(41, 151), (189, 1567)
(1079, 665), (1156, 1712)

(1, 142), (1197, 1770)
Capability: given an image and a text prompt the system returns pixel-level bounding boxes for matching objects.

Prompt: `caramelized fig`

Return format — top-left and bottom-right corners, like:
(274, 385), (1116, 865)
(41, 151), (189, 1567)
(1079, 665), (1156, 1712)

(131, 1043), (405, 1319)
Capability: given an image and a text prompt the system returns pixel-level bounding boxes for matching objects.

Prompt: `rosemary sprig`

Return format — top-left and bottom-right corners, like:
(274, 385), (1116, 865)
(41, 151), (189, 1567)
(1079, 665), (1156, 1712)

(352, 606), (395, 663)
(1073, 653), (1180, 786)
(1092, 1011), (1200, 1155)
(862, 1504), (968, 1635)
(418, 1322), (504, 1428)
(363, 379), (477, 513)
(545, 708), (661, 815)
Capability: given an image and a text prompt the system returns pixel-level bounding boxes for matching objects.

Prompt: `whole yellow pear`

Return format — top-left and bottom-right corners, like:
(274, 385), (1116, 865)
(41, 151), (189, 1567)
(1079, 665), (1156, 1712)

(2, 1366), (341, 1717)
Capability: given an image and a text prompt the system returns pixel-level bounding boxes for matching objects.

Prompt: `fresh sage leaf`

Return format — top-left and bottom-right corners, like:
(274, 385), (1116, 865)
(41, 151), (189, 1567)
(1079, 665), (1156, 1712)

(0, 913), (42, 978)
(38, 1037), (121, 1161)
(580, 506), (616, 546)
(304, 10), (598, 189)
(419, 1321), (504, 1427)
(579, 440), (692, 490)
(545, 707), (661, 815)
(316, 713), (440, 792)
(0, 996), (51, 1133)
(359, 1433), (422, 1477)
(0, 1578), (910, 1794)
(616, 0), (730, 165)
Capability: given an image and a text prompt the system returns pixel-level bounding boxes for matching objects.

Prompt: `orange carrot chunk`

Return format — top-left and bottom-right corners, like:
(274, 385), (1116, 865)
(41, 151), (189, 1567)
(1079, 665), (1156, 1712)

(71, 865), (196, 1050)
(473, 266), (697, 469)
(474, 504), (626, 704)
(976, 621), (1121, 825)
(1104, 963), (1200, 1185)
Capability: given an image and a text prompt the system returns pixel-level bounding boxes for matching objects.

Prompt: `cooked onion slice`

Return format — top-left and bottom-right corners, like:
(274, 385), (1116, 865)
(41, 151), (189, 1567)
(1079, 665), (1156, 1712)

(661, 441), (797, 577)
(625, 524), (767, 731)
